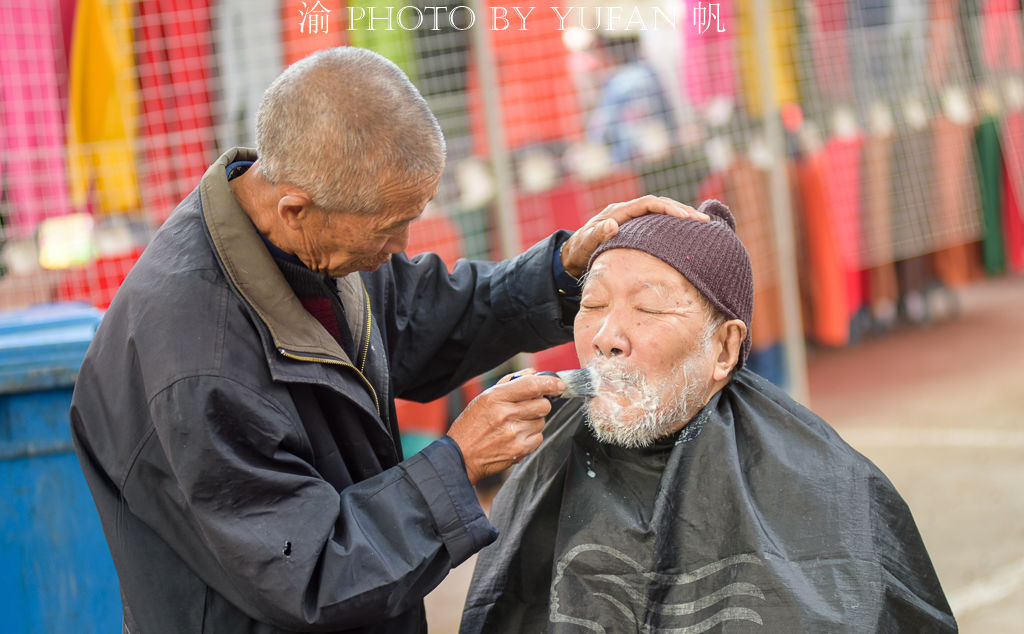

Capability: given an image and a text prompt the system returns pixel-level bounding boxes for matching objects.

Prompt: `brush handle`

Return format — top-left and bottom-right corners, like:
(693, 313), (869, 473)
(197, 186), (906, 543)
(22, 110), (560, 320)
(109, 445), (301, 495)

(510, 371), (561, 403)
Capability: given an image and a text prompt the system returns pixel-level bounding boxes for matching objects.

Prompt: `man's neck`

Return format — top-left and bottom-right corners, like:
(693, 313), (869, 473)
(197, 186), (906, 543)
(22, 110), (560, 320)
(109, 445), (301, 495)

(228, 161), (292, 252)
(669, 379), (729, 438)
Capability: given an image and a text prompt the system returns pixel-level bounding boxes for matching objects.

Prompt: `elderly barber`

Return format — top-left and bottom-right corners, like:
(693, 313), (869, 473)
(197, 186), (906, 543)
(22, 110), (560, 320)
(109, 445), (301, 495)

(462, 201), (957, 633)
(69, 47), (704, 633)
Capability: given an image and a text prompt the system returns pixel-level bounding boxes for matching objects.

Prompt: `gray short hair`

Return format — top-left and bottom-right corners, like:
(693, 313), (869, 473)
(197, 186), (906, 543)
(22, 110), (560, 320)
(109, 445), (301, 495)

(255, 47), (446, 215)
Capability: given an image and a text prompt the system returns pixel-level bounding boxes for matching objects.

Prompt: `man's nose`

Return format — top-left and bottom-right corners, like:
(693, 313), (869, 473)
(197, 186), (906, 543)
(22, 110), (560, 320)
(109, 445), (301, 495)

(591, 311), (630, 358)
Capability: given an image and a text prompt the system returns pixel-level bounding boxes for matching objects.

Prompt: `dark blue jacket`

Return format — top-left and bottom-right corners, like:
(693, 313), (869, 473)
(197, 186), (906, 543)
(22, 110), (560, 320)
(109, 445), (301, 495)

(70, 148), (576, 633)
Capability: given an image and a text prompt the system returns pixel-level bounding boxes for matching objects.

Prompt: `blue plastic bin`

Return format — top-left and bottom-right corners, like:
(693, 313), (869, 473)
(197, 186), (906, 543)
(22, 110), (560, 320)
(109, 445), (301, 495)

(0, 303), (120, 633)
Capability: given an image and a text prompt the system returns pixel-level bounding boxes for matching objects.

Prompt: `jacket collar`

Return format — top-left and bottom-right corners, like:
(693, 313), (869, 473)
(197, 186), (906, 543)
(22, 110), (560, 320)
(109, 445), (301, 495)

(199, 148), (358, 367)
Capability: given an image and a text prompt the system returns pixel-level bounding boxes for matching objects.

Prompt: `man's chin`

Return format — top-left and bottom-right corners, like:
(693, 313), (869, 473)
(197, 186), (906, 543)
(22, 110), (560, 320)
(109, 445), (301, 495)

(589, 391), (636, 413)
(586, 402), (668, 448)
(589, 415), (641, 437)
(358, 255), (392, 273)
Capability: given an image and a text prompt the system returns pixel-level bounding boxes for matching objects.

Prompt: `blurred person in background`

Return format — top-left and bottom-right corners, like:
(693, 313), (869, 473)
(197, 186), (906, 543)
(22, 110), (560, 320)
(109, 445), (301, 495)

(585, 31), (676, 165)
(68, 46), (705, 633)
(462, 201), (956, 633)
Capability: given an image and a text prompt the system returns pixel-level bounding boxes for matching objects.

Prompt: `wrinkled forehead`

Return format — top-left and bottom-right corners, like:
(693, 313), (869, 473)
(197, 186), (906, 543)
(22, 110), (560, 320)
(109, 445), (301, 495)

(584, 248), (701, 300)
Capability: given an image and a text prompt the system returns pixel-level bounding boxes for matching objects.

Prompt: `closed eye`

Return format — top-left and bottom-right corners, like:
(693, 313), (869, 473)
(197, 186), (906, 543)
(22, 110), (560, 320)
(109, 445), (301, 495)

(637, 308), (664, 314)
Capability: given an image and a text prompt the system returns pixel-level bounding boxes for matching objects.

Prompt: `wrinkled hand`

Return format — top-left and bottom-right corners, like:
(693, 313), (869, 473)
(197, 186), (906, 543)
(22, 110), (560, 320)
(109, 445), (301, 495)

(447, 369), (565, 484)
(561, 195), (710, 278)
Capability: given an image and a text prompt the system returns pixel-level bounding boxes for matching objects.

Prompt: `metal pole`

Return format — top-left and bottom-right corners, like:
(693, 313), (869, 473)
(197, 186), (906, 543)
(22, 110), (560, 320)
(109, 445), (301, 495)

(469, 0), (533, 370)
(469, 0), (520, 262)
(752, 0), (810, 404)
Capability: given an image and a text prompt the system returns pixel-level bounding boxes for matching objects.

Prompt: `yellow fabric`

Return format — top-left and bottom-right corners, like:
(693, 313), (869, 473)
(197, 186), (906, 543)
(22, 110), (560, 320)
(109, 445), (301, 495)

(347, 0), (417, 82)
(67, 0), (139, 213)
(737, 0), (800, 116)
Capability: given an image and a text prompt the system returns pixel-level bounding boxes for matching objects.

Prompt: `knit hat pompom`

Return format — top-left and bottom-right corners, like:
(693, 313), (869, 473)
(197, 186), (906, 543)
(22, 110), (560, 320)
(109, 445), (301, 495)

(699, 199), (736, 232)
(587, 200), (754, 369)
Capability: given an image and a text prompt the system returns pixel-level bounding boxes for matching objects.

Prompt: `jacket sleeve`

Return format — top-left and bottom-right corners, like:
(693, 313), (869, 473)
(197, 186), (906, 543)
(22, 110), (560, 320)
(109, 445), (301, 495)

(135, 374), (493, 630)
(382, 231), (578, 401)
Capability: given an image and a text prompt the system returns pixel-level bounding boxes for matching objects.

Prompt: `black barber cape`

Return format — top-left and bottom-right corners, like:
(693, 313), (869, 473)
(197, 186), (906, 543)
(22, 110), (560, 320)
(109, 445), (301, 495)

(461, 369), (956, 632)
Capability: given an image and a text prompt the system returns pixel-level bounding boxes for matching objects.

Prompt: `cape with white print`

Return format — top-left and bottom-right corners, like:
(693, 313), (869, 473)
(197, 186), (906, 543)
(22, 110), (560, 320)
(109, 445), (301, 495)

(460, 368), (957, 633)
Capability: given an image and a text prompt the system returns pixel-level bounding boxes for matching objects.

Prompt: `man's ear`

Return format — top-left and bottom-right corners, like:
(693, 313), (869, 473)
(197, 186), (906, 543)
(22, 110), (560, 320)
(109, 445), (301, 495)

(712, 319), (747, 382)
(276, 187), (316, 231)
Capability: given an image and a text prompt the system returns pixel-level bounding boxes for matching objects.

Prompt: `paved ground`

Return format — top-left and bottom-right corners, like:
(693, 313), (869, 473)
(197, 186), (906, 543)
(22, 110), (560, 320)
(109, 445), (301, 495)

(424, 274), (1024, 633)
(809, 274), (1024, 633)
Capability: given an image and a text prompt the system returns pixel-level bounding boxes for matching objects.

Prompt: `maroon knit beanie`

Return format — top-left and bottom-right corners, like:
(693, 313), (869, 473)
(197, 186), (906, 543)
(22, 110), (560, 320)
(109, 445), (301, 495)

(588, 200), (754, 369)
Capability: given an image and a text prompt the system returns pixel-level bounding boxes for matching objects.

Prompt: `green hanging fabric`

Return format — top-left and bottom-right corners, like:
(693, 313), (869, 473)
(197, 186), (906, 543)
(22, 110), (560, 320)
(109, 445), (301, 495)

(975, 116), (1005, 274)
(347, 0), (417, 82)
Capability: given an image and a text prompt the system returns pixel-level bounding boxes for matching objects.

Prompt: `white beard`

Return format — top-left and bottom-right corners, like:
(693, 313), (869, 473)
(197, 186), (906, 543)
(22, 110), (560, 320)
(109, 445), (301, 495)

(584, 348), (712, 449)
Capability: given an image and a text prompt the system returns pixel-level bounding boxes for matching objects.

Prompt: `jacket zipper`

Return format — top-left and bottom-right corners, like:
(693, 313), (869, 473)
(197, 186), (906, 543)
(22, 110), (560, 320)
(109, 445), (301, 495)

(356, 282), (391, 430)
(359, 285), (372, 373)
(277, 349), (381, 415)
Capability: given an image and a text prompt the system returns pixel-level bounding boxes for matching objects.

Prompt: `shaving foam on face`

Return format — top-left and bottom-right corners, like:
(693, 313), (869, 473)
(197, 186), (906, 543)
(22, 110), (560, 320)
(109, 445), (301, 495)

(585, 349), (711, 448)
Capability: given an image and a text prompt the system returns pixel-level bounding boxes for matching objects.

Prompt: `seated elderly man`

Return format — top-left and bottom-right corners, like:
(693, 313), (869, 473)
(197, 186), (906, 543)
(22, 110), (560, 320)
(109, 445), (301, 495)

(461, 201), (957, 632)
